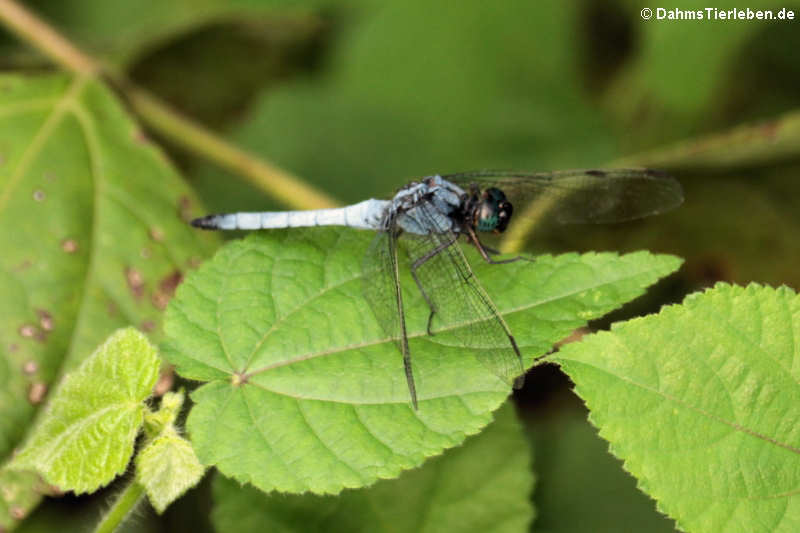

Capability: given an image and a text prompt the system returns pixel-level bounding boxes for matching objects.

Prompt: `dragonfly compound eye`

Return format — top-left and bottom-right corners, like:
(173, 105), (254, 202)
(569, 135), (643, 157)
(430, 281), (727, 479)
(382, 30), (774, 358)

(477, 188), (513, 232)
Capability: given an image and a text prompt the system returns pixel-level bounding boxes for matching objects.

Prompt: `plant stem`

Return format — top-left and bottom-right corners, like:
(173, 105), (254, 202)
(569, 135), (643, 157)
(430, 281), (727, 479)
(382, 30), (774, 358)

(94, 480), (145, 533)
(613, 109), (800, 171)
(0, 0), (338, 210)
(0, 0), (98, 74)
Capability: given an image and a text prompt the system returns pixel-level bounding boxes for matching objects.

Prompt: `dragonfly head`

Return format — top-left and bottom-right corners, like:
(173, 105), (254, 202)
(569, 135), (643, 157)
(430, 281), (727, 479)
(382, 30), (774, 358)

(475, 187), (513, 233)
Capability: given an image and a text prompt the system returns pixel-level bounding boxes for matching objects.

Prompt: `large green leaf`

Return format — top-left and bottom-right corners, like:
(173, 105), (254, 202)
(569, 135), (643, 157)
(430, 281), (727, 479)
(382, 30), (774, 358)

(554, 283), (800, 533)
(210, 402), (533, 533)
(164, 228), (680, 494)
(0, 74), (214, 526)
(9, 328), (159, 493)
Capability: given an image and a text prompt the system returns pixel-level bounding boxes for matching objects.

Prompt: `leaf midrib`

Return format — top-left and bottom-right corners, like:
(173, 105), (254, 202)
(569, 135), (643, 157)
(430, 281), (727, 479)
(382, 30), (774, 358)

(243, 258), (672, 377)
(0, 98), (58, 118)
(22, 401), (140, 467)
(60, 85), (104, 378)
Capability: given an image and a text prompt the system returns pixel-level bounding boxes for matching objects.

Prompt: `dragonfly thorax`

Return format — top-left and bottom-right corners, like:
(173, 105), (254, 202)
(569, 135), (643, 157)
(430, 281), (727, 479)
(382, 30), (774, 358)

(473, 187), (513, 233)
(389, 176), (466, 235)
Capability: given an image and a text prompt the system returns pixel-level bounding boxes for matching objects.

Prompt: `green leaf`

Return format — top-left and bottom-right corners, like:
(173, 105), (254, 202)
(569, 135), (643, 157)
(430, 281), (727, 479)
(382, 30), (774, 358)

(0, 73), (213, 526)
(136, 425), (205, 514)
(554, 283), (800, 533)
(0, 469), (46, 527)
(210, 401), (533, 533)
(164, 228), (680, 494)
(9, 328), (160, 494)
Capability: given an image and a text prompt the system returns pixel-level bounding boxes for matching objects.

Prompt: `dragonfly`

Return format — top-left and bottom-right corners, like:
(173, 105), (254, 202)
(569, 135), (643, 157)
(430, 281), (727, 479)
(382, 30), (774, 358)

(191, 169), (683, 409)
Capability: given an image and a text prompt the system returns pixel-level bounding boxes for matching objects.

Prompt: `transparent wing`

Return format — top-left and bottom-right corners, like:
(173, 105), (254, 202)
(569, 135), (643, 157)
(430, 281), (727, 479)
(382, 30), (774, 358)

(361, 219), (418, 408)
(444, 168), (683, 224)
(401, 201), (525, 387)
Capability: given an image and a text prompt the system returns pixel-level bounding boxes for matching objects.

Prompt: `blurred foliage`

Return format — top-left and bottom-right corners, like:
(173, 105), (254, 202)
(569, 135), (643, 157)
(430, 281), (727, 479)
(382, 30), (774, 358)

(2, 0), (800, 530)
(129, 15), (330, 130)
(187, 1), (618, 204)
(4, 0), (323, 67)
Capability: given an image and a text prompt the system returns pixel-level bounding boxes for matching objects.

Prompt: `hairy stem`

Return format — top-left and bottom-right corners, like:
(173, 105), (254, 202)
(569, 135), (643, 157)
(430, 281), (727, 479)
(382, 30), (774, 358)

(93, 480), (145, 533)
(0, 0), (337, 210)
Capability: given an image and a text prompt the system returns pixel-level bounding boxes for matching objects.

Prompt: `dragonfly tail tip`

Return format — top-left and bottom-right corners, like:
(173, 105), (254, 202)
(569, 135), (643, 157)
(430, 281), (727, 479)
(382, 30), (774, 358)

(190, 215), (218, 230)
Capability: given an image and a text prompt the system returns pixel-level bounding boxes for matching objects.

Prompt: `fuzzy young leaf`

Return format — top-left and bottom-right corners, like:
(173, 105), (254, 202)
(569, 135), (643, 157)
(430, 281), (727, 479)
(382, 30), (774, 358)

(143, 389), (184, 438)
(554, 283), (800, 533)
(165, 229), (681, 494)
(211, 402), (533, 533)
(136, 425), (204, 514)
(10, 328), (160, 493)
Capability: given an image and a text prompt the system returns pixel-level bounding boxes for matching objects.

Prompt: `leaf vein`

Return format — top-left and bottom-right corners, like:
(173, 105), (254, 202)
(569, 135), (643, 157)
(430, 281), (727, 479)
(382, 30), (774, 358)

(241, 391), (303, 487)
(294, 399), (367, 483)
(565, 359), (800, 455)
(241, 272), (362, 372)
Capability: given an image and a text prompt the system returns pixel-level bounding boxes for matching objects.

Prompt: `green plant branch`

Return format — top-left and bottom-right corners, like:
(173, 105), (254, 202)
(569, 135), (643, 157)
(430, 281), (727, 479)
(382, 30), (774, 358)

(0, 0), (338, 210)
(93, 480), (145, 533)
(0, 0), (97, 75)
(613, 108), (800, 171)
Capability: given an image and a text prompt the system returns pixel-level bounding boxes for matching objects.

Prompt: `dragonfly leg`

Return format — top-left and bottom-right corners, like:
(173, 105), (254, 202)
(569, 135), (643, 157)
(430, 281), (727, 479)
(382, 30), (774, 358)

(402, 345), (418, 410)
(410, 235), (458, 335)
(467, 227), (534, 265)
(386, 225), (419, 410)
(480, 243), (504, 256)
